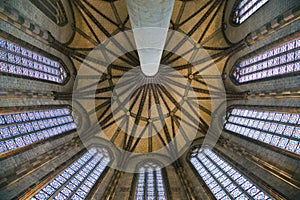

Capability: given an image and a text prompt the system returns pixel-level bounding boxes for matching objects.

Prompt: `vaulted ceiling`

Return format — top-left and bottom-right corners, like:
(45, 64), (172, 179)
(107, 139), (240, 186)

(66, 0), (232, 155)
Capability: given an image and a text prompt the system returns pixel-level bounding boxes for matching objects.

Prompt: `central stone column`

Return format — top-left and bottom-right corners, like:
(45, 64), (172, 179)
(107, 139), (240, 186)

(126, 0), (175, 76)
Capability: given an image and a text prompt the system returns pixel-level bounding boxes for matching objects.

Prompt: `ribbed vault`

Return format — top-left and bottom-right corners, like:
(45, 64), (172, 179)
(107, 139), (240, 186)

(67, 0), (233, 154)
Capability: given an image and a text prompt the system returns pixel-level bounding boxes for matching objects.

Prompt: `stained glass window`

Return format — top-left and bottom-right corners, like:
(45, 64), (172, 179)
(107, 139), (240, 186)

(232, 37), (300, 83)
(31, 147), (110, 200)
(0, 36), (68, 83)
(0, 107), (76, 153)
(190, 147), (271, 199)
(224, 107), (300, 155)
(135, 162), (167, 200)
(232, 0), (269, 24)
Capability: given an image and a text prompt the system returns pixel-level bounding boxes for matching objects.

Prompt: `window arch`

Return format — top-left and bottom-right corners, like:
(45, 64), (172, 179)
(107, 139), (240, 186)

(134, 161), (168, 200)
(189, 146), (271, 199)
(224, 106), (300, 155)
(0, 106), (76, 155)
(231, 34), (300, 84)
(232, 0), (269, 24)
(30, 147), (111, 200)
(0, 34), (69, 84)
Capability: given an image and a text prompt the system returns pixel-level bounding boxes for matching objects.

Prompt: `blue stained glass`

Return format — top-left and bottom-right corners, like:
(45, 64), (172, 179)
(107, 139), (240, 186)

(71, 178), (81, 186)
(231, 188), (242, 198)
(42, 130), (50, 138)
(34, 112), (41, 120)
(71, 194), (83, 200)
(76, 189), (87, 198)
(61, 171), (72, 179)
(215, 190), (226, 199)
(53, 192), (66, 200)
(191, 148), (271, 200)
(32, 148), (109, 200)
(61, 187), (72, 197)
(284, 126), (294, 136)
(264, 134), (272, 144)
(32, 122), (40, 131)
(36, 132), (44, 140)
(289, 114), (299, 124)
(286, 140), (298, 152)
(241, 181), (253, 190)
(12, 114), (22, 122)
(66, 182), (77, 191)
(20, 113), (29, 122)
(278, 138), (289, 148)
(275, 125), (285, 134)
(66, 168), (75, 175)
(270, 135), (280, 146)
(258, 132), (266, 142)
(23, 135), (32, 145)
(38, 120), (46, 129)
(267, 112), (275, 121)
(281, 114), (290, 123)
(0, 127), (11, 138)
(222, 179), (232, 187)
(254, 192), (269, 200)
(80, 185), (90, 194)
(27, 112), (35, 120)
(5, 139), (17, 150)
(4, 114), (14, 124)
(25, 123), (33, 132)
(0, 142), (7, 152)
(56, 175), (67, 184)
(35, 191), (50, 200)
(269, 123), (277, 132)
(87, 176), (96, 184)
(248, 185), (260, 196)
(30, 133), (38, 143)
(39, 111), (47, 119)
(236, 194), (249, 200)
(17, 124), (27, 134)
(43, 185), (55, 195)
(0, 62), (8, 72)
(293, 127), (300, 139)
(9, 125), (19, 136)
(15, 137), (25, 147)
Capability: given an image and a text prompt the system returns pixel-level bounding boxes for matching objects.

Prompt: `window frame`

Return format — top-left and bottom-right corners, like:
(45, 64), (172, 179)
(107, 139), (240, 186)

(229, 31), (300, 85)
(0, 30), (70, 85)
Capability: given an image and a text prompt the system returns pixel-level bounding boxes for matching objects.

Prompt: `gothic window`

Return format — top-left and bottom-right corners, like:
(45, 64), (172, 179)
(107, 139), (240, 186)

(0, 107), (76, 154)
(29, 0), (68, 26)
(190, 147), (271, 199)
(30, 147), (111, 200)
(232, 35), (300, 84)
(135, 162), (167, 200)
(232, 0), (269, 24)
(0, 36), (68, 84)
(224, 107), (300, 155)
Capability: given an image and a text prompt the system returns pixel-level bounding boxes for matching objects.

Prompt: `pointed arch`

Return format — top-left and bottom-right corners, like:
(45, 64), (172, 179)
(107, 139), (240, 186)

(132, 160), (170, 200)
(231, 0), (269, 25)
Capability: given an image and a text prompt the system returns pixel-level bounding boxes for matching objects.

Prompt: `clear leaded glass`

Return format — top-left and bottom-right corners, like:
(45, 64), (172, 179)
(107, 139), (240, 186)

(0, 108), (76, 153)
(190, 147), (271, 199)
(224, 107), (300, 154)
(0, 37), (68, 83)
(31, 147), (110, 200)
(136, 162), (167, 200)
(233, 0), (269, 24)
(232, 37), (300, 83)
